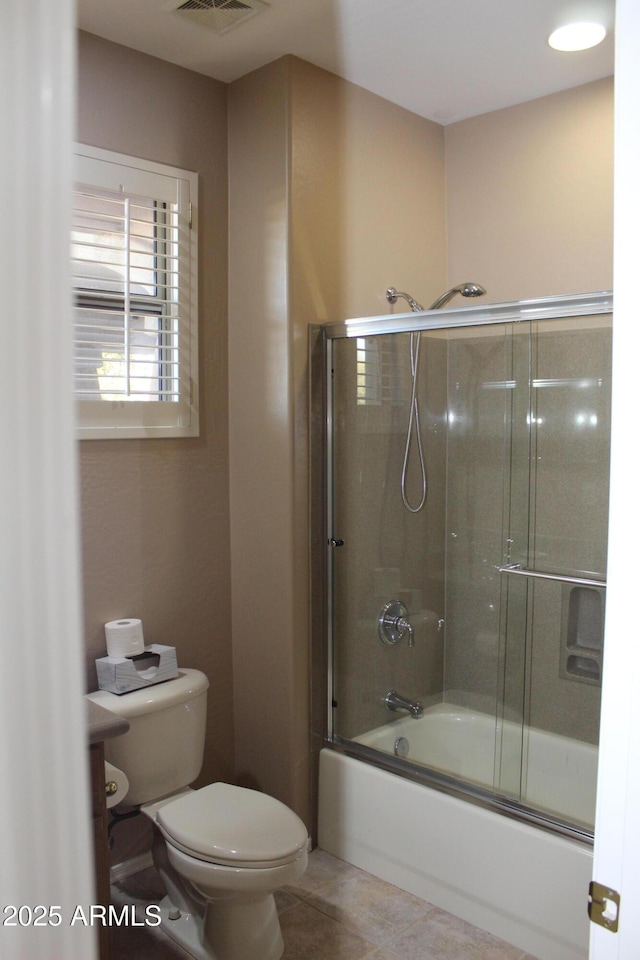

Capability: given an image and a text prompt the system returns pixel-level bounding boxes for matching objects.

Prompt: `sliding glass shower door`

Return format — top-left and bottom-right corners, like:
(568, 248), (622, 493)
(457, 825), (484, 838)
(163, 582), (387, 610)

(326, 296), (612, 836)
(494, 317), (610, 829)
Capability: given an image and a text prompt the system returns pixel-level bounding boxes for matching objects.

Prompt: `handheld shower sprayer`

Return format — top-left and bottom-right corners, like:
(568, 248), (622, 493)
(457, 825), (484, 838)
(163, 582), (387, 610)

(386, 282), (487, 512)
(428, 282), (486, 310)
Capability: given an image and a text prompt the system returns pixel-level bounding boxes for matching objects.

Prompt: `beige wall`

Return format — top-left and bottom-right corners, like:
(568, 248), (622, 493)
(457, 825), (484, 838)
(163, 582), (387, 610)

(445, 77), (613, 303)
(227, 59), (300, 814)
(229, 57), (446, 826)
(289, 59), (447, 321)
(77, 34), (234, 801)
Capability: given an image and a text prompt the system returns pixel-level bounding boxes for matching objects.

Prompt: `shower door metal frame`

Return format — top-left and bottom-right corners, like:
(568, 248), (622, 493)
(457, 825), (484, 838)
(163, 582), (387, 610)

(322, 290), (613, 843)
(323, 290), (613, 340)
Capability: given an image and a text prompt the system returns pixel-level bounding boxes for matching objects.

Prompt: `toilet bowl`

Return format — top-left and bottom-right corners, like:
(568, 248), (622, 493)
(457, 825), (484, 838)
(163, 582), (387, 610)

(144, 782), (308, 960)
(86, 669), (308, 960)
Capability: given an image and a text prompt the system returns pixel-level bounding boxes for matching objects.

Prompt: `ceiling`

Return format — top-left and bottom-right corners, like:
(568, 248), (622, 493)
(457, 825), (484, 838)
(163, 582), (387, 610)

(76, 0), (615, 124)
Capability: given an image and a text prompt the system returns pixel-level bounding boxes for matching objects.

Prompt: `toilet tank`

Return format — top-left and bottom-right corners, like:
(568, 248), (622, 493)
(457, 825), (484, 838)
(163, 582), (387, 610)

(87, 669), (209, 805)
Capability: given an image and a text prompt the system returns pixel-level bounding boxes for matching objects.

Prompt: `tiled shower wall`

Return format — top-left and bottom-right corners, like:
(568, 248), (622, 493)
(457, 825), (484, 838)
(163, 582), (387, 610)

(444, 319), (610, 744)
(331, 334), (448, 739)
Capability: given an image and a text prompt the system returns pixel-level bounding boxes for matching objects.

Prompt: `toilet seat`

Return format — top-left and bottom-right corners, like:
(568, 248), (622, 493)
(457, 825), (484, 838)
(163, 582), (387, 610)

(157, 782), (308, 869)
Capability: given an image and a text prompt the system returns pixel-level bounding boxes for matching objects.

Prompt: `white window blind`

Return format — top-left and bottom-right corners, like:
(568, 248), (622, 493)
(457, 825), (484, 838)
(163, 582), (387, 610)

(356, 337), (381, 405)
(356, 336), (407, 406)
(72, 145), (198, 438)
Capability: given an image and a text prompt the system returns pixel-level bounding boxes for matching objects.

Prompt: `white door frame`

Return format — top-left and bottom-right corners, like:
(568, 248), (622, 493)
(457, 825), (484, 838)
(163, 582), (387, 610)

(0, 5), (96, 960)
(590, 0), (640, 957)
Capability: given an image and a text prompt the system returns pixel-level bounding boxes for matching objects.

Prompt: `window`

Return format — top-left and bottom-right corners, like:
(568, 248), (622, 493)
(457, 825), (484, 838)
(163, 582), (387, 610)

(356, 337), (381, 405)
(356, 336), (407, 406)
(72, 145), (198, 438)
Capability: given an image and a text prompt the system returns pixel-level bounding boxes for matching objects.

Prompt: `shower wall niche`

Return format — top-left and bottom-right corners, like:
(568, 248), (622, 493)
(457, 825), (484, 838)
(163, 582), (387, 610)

(326, 296), (612, 835)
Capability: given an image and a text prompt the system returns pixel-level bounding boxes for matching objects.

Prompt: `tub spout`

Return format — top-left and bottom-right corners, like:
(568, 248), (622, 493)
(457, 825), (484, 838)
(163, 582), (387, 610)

(383, 689), (423, 719)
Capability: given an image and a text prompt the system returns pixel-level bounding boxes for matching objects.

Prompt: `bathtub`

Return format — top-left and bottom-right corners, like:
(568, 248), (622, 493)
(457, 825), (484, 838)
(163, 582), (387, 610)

(318, 704), (595, 960)
(356, 703), (597, 829)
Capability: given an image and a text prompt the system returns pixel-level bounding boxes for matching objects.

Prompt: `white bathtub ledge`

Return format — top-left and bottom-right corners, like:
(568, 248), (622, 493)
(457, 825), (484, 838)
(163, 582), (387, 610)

(318, 748), (591, 960)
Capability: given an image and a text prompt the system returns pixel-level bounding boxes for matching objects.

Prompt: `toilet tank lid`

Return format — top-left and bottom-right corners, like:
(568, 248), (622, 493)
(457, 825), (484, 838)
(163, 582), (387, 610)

(86, 668), (208, 718)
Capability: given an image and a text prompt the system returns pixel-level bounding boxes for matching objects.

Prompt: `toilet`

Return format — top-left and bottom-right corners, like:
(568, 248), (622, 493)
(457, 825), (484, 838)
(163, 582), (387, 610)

(87, 669), (308, 960)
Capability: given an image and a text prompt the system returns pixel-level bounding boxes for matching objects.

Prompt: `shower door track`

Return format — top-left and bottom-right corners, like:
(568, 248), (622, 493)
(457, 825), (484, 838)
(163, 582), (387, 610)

(327, 735), (595, 846)
(323, 291), (613, 339)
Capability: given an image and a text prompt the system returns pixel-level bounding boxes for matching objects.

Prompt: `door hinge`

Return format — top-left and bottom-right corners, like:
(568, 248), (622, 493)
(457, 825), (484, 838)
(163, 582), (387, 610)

(188, 202), (193, 229)
(588, 880), (620, 932)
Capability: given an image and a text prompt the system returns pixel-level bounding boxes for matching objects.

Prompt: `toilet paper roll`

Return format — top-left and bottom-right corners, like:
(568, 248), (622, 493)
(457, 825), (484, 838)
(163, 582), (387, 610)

(105, 618), (145, 658)
(104, 761), (129, 809)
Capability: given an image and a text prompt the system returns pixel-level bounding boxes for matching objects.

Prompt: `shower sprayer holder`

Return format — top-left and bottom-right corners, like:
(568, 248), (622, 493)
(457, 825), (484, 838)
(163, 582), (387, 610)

(378, 600), (415, 647)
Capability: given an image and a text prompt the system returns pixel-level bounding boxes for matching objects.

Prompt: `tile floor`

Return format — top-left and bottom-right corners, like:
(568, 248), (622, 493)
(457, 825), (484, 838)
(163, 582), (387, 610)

(110, 849), (538, 960)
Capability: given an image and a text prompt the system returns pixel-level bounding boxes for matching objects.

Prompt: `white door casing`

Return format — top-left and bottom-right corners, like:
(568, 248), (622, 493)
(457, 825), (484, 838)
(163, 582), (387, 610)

(590, 0), (640, 956)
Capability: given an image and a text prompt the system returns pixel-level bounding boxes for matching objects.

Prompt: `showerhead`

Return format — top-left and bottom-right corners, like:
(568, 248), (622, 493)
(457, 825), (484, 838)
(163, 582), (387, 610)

(459, 282), (486, 298)
(428, 282), (486, 310)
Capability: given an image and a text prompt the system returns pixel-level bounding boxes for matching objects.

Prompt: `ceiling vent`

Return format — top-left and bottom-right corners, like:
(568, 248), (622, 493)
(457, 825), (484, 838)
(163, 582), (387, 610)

(168, 0), (269, 35)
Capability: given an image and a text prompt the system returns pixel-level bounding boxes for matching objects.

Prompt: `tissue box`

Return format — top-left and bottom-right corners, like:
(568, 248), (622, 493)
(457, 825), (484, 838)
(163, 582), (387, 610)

(96, 643), (179, 695)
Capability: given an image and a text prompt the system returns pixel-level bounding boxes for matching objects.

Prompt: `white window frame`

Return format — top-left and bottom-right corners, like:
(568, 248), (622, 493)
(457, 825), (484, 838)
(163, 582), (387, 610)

(72, 144), (199, 439)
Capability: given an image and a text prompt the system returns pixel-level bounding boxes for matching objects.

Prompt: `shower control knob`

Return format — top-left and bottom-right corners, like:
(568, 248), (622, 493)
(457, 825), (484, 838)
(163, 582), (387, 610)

(378, 600), (415, 646)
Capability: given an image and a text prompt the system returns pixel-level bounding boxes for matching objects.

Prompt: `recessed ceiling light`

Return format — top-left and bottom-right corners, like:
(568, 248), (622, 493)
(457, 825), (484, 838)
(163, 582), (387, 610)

(548, 22), (607, 51)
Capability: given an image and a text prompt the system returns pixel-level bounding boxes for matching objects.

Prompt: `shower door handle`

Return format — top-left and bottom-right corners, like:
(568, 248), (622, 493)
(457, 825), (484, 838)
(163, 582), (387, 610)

(497, 566), (606, 589)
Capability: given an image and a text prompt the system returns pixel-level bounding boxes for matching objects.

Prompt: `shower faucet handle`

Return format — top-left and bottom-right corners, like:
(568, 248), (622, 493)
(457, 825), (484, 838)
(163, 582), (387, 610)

(378, 600), (415, 647)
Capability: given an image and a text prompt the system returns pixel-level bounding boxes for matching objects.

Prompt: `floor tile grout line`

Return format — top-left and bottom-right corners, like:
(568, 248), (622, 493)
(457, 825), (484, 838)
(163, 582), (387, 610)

(370, 905), (439, 950)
